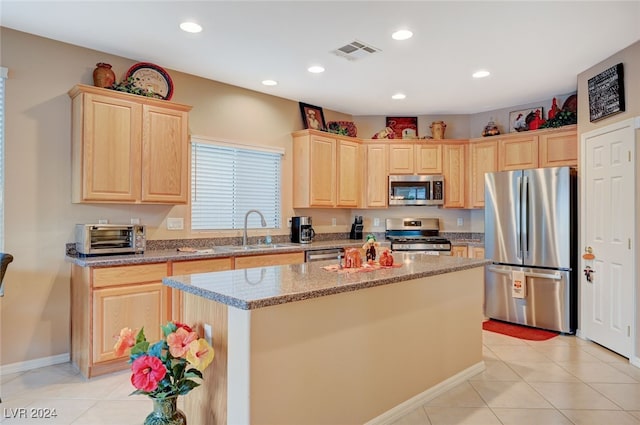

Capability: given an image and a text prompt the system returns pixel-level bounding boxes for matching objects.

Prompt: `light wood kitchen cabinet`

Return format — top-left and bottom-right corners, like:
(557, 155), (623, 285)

(538, 125), (577, 167)
(498, 134), (539, 171)
(69, 84), (191, 204)
(234, 252), (305, 269)
(415, 143), (443, 174)
(451, 246), (468, 257)
(468, 140), (499, 208)
(71, 262), (171, 378)
(388, 143), (442, 174)
(442, 142), (466, 208)
(388, 144), (415, 174)
(292, 130), (360, 208)
(468, 246), (485, 259)
(362, 143), (388, 208)
(336, 139), (360, 207)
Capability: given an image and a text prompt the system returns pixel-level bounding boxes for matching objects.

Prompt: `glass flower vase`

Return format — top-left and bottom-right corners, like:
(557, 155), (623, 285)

(144, 397), (187, 425)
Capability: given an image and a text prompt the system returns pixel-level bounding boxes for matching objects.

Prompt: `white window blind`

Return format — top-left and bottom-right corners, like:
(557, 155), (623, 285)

(191, 139), (282, 230)
(0, 67), (6, 247)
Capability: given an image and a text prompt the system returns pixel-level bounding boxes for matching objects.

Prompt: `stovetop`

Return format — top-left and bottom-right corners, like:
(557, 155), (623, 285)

(385, 217), (451, 252)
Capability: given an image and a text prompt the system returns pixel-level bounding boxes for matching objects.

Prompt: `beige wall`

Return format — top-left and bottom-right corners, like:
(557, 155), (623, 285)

(576, 39), (640, 360)
(0, 28), (355, 367)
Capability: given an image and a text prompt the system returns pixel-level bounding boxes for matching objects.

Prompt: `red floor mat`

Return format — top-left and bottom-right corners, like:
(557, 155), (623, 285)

(482, 319), (559, 341)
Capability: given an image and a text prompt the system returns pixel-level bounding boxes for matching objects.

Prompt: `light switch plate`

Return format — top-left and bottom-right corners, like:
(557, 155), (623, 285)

(373, 218), (380, 227)
(167, 217), (184, 230)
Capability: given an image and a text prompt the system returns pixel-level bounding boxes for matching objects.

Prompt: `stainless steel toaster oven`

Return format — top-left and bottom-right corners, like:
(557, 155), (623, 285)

(75, 224), (146, 256)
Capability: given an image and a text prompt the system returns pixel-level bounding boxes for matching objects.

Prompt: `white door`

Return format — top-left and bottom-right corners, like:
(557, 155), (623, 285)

(581, 118), (637, 357)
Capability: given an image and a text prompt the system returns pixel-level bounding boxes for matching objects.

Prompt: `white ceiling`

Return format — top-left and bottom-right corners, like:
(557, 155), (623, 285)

(2, 1), (639, 116)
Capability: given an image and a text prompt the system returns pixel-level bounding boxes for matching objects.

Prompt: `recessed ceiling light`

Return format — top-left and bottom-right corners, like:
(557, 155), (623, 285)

(262, 79), (278, 86)
(472, 70), (490, 79)
(308, 65), (325, 74)
(392, 30), (413, 41)
(180, 21), (202, 33)
(392, 93), (406, 100)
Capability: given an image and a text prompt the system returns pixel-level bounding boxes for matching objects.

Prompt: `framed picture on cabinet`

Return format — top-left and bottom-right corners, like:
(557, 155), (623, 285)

(509, 107), (544, 132)
(588, 63), (625, 122)
(386, 116), (418, 139)
(299, 102), (326, 131)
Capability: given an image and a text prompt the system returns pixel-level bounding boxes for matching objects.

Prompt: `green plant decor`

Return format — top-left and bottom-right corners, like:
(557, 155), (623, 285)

(539, 109), (577, 129)
(109, 77), (163, 99)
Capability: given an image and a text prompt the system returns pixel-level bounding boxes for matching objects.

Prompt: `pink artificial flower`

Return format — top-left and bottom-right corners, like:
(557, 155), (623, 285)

(131, 355), (166, 392)
(186, 339), (215, 372)
(113, 327), (136, 357)
(167, 327), (198, 358)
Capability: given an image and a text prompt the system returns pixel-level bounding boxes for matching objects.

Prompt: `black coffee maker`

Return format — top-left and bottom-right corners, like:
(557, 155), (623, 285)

(291, 216), (315, 244)
(349, 216), (363, 240)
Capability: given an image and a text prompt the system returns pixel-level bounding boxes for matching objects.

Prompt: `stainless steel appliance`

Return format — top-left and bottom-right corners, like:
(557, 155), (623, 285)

(388, 175), (444, 206)
(484, 166), (577, 333)
(385, 218), (451, 254)
(291, 216), (315, 244)
(349, 216), (363, 240)
(75, 224), (146, 256)
(305, 248), (344, 262)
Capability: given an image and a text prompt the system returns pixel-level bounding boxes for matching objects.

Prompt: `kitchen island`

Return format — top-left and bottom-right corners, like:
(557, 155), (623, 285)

(163, 253), (489, 425)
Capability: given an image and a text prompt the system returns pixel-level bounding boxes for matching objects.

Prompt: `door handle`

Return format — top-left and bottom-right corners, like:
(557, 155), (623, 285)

(487, 266), (562, 281)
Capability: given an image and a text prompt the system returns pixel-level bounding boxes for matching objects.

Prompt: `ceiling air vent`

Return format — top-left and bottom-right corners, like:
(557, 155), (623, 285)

(331, 40), (381, 61)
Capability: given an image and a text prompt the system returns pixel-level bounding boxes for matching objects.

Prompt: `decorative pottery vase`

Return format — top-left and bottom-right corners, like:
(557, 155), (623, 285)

(430, 121), (446, 139)
(143, 397), (187, 425)
(92, 63), (116, 88)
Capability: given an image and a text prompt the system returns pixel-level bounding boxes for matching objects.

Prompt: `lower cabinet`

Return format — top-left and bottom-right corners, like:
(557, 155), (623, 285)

(71, 252), (304, 378)
(450, 245), (485, 259)
(71, 262), (171, 378)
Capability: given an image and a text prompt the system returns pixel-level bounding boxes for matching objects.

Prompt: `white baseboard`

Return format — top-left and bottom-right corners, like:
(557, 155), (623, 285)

(630, 356), (640, 369)
(0, 353), (70, 376)
(365, 361), (486, 425)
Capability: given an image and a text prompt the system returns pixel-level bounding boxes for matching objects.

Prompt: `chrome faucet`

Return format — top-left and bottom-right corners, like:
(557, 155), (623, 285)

(243, 209), (267, 246)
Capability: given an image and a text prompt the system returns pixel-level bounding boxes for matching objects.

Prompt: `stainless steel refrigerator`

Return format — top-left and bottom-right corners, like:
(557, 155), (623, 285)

(484, 166), (577, 333)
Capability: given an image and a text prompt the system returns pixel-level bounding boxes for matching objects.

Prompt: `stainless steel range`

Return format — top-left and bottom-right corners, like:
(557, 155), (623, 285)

(385, 218), (452, 254)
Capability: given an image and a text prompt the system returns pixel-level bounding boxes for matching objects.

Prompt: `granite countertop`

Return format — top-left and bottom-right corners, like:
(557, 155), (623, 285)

(65, 239), (387, 267)
(163, 253), (490, 310)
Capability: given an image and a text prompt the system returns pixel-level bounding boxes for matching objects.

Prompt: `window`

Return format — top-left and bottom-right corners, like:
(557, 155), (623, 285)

(0, 67), (6, 246)
(191, 137), (283, 230)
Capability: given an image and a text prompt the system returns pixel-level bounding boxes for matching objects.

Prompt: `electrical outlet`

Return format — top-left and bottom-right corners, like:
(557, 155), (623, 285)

(204, 323), (213, 345)
(167, 217), (184, 230)
(457, 218), (464, 227)
(98, 219), (108, 224)
(332, 218), (337, 226)
(287, 217), (292, 227)
(373, 218), (380, 227)
(130, 218), (140, 225)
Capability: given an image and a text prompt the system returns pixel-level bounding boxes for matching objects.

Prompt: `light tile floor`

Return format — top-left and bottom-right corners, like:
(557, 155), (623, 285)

(0, 330), (639, 424)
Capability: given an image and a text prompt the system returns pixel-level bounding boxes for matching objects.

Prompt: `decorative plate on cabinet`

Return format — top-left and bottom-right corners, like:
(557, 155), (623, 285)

(124, 62), (174, 100)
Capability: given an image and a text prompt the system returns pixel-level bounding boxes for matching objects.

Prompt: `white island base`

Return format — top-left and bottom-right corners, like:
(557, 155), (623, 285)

(179, 264), (484, 424)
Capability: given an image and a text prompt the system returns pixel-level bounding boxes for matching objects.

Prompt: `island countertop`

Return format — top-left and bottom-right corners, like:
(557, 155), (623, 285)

(163, 253), (489, 310)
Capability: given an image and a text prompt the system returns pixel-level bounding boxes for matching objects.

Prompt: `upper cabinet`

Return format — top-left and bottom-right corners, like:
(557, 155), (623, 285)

(292, 130), (360, 208)
(498, 133), (539, 171)
(388, 143), (442, 174)
(69, 84), (191, 204)
(362, 142), (388, 208)
(442, 141), (466, 208)
(468, 139), (499, 208)
(538, 126), (578, 168)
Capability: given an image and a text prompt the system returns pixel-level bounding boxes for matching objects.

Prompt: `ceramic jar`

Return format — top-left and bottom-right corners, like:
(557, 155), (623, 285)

(143, 397), (186, 425)
(430, 121), (446, 139)
(482, 119), (500, 137)
(92, 63), (116, 88)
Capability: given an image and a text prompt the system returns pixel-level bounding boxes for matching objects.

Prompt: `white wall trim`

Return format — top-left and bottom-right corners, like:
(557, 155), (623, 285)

(0, 353), (70, 376)
(364, 361), (486, 425)
(630, 356), (640, 369)
(0, 67), (7, 79)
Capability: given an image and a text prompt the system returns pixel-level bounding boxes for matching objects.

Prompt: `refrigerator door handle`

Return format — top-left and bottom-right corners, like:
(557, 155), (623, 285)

(487, 266), (563, 281)
(517, 175), (522, 258)
(523, 175), (529, 258)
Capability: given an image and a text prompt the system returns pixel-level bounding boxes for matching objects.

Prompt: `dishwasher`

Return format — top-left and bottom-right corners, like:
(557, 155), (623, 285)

(304, 248), (344, 262)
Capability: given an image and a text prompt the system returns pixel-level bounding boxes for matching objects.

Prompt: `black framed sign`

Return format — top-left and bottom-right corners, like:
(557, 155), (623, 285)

(588, 63), (625, 122)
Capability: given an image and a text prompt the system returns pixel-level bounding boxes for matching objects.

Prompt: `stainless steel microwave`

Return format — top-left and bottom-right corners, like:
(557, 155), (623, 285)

(75, 224), (146, 256)
(388, 175), (444, 206)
